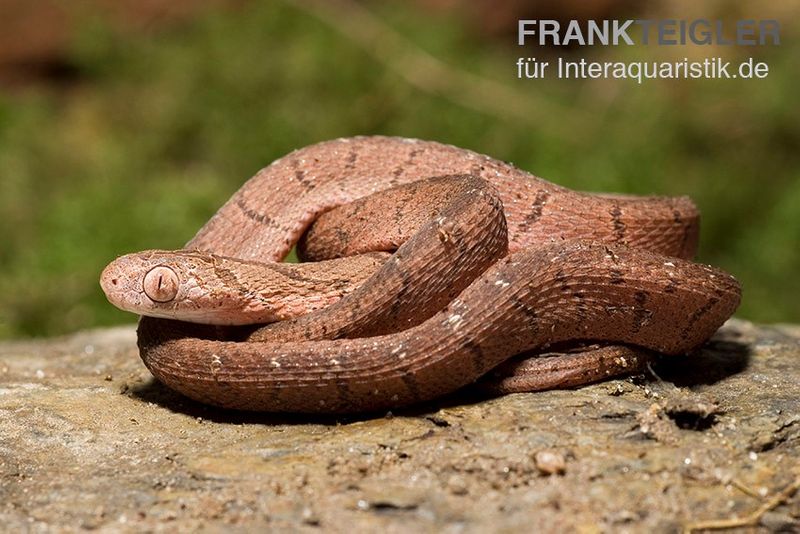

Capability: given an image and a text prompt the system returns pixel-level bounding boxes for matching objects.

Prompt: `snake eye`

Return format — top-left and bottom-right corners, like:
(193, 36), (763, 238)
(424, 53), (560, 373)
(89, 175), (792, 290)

(143, 266), (180, 303)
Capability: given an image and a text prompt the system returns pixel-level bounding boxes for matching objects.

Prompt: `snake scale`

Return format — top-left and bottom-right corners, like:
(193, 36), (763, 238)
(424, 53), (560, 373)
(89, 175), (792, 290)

(100, 136), (741, 413)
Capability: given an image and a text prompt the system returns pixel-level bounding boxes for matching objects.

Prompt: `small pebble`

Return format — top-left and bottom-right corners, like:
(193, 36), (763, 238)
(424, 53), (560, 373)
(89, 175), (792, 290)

(534, 450), (566, 476)
(446, 474), (469, 495)
(301, 506), (320, 525)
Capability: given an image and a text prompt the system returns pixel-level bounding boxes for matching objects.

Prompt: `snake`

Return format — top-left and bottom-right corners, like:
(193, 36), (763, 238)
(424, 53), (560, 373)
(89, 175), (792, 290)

(100, 136), (741, 413)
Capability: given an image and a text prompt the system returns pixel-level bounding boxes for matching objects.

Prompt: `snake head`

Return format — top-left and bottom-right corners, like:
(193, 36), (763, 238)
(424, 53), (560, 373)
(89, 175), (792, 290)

(100, 250), (221, 322)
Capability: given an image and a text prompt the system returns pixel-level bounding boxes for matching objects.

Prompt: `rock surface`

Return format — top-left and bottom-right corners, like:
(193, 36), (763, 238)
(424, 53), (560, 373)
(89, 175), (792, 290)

(1, 319), (798, 532)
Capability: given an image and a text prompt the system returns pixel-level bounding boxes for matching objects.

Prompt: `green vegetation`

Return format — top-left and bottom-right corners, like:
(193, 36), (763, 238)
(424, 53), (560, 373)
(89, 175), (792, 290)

(1, 2), (798, 339)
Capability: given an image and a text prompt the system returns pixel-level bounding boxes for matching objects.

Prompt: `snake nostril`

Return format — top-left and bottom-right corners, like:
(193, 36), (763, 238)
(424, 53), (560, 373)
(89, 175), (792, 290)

(111, 278), (118, 286)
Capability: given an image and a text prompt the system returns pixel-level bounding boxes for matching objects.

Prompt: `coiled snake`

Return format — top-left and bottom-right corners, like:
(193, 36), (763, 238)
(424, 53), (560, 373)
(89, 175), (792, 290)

(100, 137), (741, 413)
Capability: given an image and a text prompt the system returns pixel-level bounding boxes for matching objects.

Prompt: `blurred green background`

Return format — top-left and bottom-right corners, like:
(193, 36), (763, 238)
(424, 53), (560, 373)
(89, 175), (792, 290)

(0, 0), (798, 339)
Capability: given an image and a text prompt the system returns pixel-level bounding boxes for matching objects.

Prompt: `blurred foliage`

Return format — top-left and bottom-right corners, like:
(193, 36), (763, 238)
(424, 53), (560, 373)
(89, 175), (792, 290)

(0, 1), (798, 339)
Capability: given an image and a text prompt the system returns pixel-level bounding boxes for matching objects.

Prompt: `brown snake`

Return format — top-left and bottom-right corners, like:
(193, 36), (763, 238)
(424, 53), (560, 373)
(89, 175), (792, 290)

(100, 136), (741, 413)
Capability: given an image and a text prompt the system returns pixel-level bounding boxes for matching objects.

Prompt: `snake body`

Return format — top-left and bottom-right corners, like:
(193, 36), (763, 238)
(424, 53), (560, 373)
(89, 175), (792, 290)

(100, 136), (741, 413)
